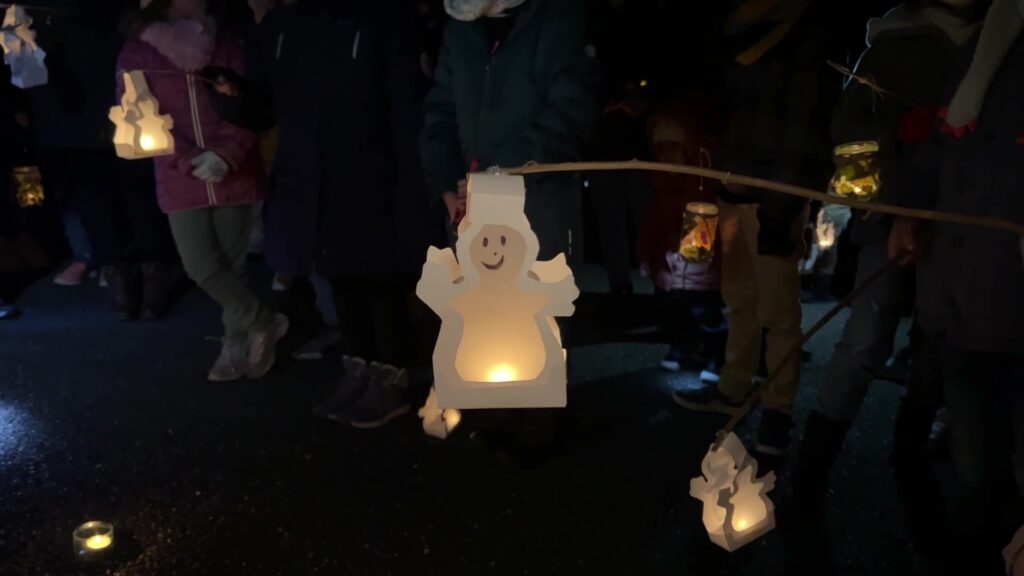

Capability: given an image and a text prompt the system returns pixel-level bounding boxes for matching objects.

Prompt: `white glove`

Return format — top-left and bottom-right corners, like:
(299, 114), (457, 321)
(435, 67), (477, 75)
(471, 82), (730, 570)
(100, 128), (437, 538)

(190, 151), (230, 184)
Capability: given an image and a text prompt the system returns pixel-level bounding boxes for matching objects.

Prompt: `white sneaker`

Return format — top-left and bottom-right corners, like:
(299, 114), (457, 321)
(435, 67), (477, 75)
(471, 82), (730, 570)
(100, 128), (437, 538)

(246, 314), (290, 379)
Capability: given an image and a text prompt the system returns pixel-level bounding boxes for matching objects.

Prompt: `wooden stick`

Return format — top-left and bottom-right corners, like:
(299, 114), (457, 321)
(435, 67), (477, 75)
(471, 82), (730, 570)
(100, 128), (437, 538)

(712, 255), (903, 450)
(503, 160), (1024, 237)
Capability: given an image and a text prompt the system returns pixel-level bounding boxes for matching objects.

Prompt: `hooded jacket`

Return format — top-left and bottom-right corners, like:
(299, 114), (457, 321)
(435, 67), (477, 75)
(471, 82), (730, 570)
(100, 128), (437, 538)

(421, 0), (601, 260)
(115, 19), (267, 214)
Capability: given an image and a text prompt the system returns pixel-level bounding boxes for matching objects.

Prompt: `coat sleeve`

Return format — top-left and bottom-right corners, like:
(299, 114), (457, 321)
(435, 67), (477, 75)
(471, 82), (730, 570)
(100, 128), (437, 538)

(490, 0), (602, 169)
(201, 37), (258, 170)
(420, 22), (467, 204)
(385, 4), (435, 223)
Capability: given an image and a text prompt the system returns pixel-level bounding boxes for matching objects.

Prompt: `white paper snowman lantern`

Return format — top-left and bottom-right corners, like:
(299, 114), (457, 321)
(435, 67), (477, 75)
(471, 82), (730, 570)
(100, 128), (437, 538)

(109, 71), (175, 160)
(1, 5), (47, 89)
(417, 173), (579, 410)
(690, 432), (776, 552)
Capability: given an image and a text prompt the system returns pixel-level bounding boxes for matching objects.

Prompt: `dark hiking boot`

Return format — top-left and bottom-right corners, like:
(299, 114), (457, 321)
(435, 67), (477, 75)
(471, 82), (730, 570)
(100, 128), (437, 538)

(349, 362), (411, 429)
(756, 409), (795, 457)
(672, 383), (744, 416)
(140, 262), (181, 320)
(313, 356), (370, 422)
(103, 264), (140, 321)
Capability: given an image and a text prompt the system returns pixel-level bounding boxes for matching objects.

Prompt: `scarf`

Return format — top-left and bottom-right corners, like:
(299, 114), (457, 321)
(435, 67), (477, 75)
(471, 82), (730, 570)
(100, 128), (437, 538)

(944, 0), (1023, 129)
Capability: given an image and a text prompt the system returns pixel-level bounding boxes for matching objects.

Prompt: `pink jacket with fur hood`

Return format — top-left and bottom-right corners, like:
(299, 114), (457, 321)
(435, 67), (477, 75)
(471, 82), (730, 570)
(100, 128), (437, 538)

(116, 19), (267, 213)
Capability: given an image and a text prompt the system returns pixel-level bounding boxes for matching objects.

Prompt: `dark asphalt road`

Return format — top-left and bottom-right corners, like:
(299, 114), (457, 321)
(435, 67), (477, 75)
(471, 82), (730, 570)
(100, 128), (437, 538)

(0, 272), (933, 575)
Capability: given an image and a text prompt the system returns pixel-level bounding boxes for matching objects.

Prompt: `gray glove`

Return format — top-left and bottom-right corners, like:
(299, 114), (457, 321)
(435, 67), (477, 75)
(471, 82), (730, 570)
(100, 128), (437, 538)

(190, 151), (230, 184)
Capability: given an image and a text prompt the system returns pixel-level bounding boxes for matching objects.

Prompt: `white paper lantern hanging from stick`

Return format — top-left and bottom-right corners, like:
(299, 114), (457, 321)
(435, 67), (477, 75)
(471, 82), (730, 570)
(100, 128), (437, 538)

(109, 70), (175, 160)
(417, 173), (579, 410)
(1, 5), (47, 89)
(690, 432), (776, 552)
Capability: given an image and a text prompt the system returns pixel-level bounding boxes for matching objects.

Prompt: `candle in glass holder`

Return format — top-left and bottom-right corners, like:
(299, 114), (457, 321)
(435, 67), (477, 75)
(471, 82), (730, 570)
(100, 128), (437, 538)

(73, 521), (114, 560)
(11, 166), (44, 207)
(829, 141), (881, 201)
(679, 202), (719, 263)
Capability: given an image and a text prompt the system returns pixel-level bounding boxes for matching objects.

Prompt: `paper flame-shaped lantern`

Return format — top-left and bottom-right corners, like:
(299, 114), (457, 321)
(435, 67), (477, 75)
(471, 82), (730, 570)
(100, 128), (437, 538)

(1, 5), (47, 89)
(11, 165), (44, 207)
(109, 71), (175, 160)
(679, 202), (718, 263)
(417, 173), (579, 409)
(418, 387), (462, 439)
(829, 141), (881, 201)
(690, 432), (776, 552)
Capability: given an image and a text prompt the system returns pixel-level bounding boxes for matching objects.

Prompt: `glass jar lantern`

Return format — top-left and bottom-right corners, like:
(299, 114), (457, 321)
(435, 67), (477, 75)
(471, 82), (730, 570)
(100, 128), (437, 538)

(829, 141), (881, 201)
(12, 166), (44, 207)
(679, 202), (719, 263)
(73, 521), (114, 560)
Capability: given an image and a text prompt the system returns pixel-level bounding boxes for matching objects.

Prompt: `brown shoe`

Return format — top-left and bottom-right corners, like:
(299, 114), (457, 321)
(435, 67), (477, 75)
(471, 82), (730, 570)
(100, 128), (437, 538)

(246, 313), (289, 379)
(102, 264), (140, 321)
(140, 262), (182, 320)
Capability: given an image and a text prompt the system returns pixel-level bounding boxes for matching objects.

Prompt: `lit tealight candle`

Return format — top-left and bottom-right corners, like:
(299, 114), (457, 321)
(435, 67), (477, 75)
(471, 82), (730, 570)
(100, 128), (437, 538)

(487, 364), (518, 383)
(73, 521), (114, 560)
(139, 134), (156, 151)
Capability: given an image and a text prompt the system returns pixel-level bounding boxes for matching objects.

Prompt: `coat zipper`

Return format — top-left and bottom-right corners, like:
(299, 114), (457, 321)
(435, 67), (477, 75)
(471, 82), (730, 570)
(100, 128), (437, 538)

(476, 41), (500, 171)
(186, 73), (216, 206)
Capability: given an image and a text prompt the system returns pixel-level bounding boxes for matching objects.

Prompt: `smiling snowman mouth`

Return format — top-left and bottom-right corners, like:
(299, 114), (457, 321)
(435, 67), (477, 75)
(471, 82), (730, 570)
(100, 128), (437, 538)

(483, 256), (505, 271)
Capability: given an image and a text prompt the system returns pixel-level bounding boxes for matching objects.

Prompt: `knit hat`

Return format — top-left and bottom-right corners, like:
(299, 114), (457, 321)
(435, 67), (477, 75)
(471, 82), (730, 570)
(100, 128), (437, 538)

(944, 0), (1024, 130)
(444, 0), (527, 22)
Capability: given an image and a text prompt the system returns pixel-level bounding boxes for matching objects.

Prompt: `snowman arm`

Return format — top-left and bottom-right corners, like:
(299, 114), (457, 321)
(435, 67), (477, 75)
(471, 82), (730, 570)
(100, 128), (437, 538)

(541, 276), (579, 316)
(417, 247), (462, 310)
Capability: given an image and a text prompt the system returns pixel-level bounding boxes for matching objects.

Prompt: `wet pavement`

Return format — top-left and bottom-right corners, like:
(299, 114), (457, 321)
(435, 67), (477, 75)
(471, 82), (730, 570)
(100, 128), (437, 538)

(0, 270), (934, 575)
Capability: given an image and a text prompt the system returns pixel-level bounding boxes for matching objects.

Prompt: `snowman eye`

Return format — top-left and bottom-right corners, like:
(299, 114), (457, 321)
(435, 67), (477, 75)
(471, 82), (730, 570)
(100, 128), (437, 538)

(500, 236), (507, 246)
(483, 237), (489, 247)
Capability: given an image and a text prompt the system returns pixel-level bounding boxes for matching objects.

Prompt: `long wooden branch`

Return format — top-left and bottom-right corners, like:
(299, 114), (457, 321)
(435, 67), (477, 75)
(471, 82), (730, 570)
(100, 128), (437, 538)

(504, 160), (1024, 237)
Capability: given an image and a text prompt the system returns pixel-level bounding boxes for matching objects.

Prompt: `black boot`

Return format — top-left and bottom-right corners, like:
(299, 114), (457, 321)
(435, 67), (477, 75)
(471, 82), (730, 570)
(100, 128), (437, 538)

(784, 411), (850, 576)
(892, 398), (952, 574)
(140, 262), (181, 320)
(103, 264), (140, 321)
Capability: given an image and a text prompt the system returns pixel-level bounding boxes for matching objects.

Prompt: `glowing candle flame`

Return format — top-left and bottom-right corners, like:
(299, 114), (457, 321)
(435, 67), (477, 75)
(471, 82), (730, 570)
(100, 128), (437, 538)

(139, 134), (156, 151)
(487, 364), (517, 383)
(85, 534), (112, 550)
(735, 518), (749, 531)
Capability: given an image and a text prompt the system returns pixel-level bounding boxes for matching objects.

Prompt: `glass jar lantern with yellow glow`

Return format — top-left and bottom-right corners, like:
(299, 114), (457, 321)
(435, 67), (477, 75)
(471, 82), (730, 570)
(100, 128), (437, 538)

(679, 202), (718, 263)
(829, 141), (881, 201)
(11, 165), (44, 207)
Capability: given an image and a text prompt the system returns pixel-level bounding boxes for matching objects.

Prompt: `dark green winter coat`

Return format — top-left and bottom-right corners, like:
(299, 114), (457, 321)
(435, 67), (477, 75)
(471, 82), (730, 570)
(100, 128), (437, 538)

(421, 0), (601, 260)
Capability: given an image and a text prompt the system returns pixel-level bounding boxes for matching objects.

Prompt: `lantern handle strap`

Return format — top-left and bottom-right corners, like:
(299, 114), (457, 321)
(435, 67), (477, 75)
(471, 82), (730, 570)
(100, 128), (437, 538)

(503, 160), (1024, 238)
(710, 254), (903, 451)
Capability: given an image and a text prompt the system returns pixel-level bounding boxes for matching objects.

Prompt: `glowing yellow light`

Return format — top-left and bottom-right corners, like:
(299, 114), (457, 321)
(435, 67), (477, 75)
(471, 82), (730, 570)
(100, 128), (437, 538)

(487, 364), (518, 383)
(444, 409), (462, 429)
(139, 134), (156, 151)
(734, 518), (749, 531)
(639, 79), (648, 87)
(85, 534), (112, 550)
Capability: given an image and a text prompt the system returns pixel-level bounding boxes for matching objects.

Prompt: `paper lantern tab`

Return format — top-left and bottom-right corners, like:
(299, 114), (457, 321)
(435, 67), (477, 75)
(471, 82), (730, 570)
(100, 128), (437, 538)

(109, 71), (175, 160)
(417, 174), (579, 410)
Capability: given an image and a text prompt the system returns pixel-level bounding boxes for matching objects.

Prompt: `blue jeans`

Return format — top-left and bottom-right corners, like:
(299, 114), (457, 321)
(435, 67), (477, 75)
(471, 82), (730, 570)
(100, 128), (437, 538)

(815, 243), (914, 421)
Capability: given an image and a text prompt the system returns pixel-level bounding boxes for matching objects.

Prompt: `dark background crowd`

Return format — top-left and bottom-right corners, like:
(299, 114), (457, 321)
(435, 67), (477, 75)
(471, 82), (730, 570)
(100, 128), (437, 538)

(1, 1), (1023, 575)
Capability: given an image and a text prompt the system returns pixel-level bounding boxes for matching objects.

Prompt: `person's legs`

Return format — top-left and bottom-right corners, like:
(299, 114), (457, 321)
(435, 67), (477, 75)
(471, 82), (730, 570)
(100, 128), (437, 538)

(815, 243), (911, 421)
(943, 349), (1022, 574)
(717, 202), (760, 400)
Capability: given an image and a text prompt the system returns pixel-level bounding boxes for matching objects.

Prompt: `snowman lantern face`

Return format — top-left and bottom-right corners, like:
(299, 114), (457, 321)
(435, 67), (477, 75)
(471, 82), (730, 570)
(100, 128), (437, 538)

(109, 71), (175, 160)
(690, 432), (777, 552)
(417, 174), (580, 410)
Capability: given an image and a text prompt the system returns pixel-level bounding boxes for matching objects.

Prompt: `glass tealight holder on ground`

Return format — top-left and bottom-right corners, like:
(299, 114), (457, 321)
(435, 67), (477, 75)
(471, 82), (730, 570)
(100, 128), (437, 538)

(829, 141), (881, 201)
(679, 202), (719, 263)
(12, 166), (44, 207)
(73, 521), (114, 560)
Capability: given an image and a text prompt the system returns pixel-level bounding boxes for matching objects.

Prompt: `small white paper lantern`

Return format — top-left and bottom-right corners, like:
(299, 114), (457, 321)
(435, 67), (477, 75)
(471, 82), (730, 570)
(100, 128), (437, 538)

(109, 70), (175, 160)
(418, 386), (462, 439)
(1, 5), (47, 89)
(690, 432), (776, 552)
(417, 173), (579, 410)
